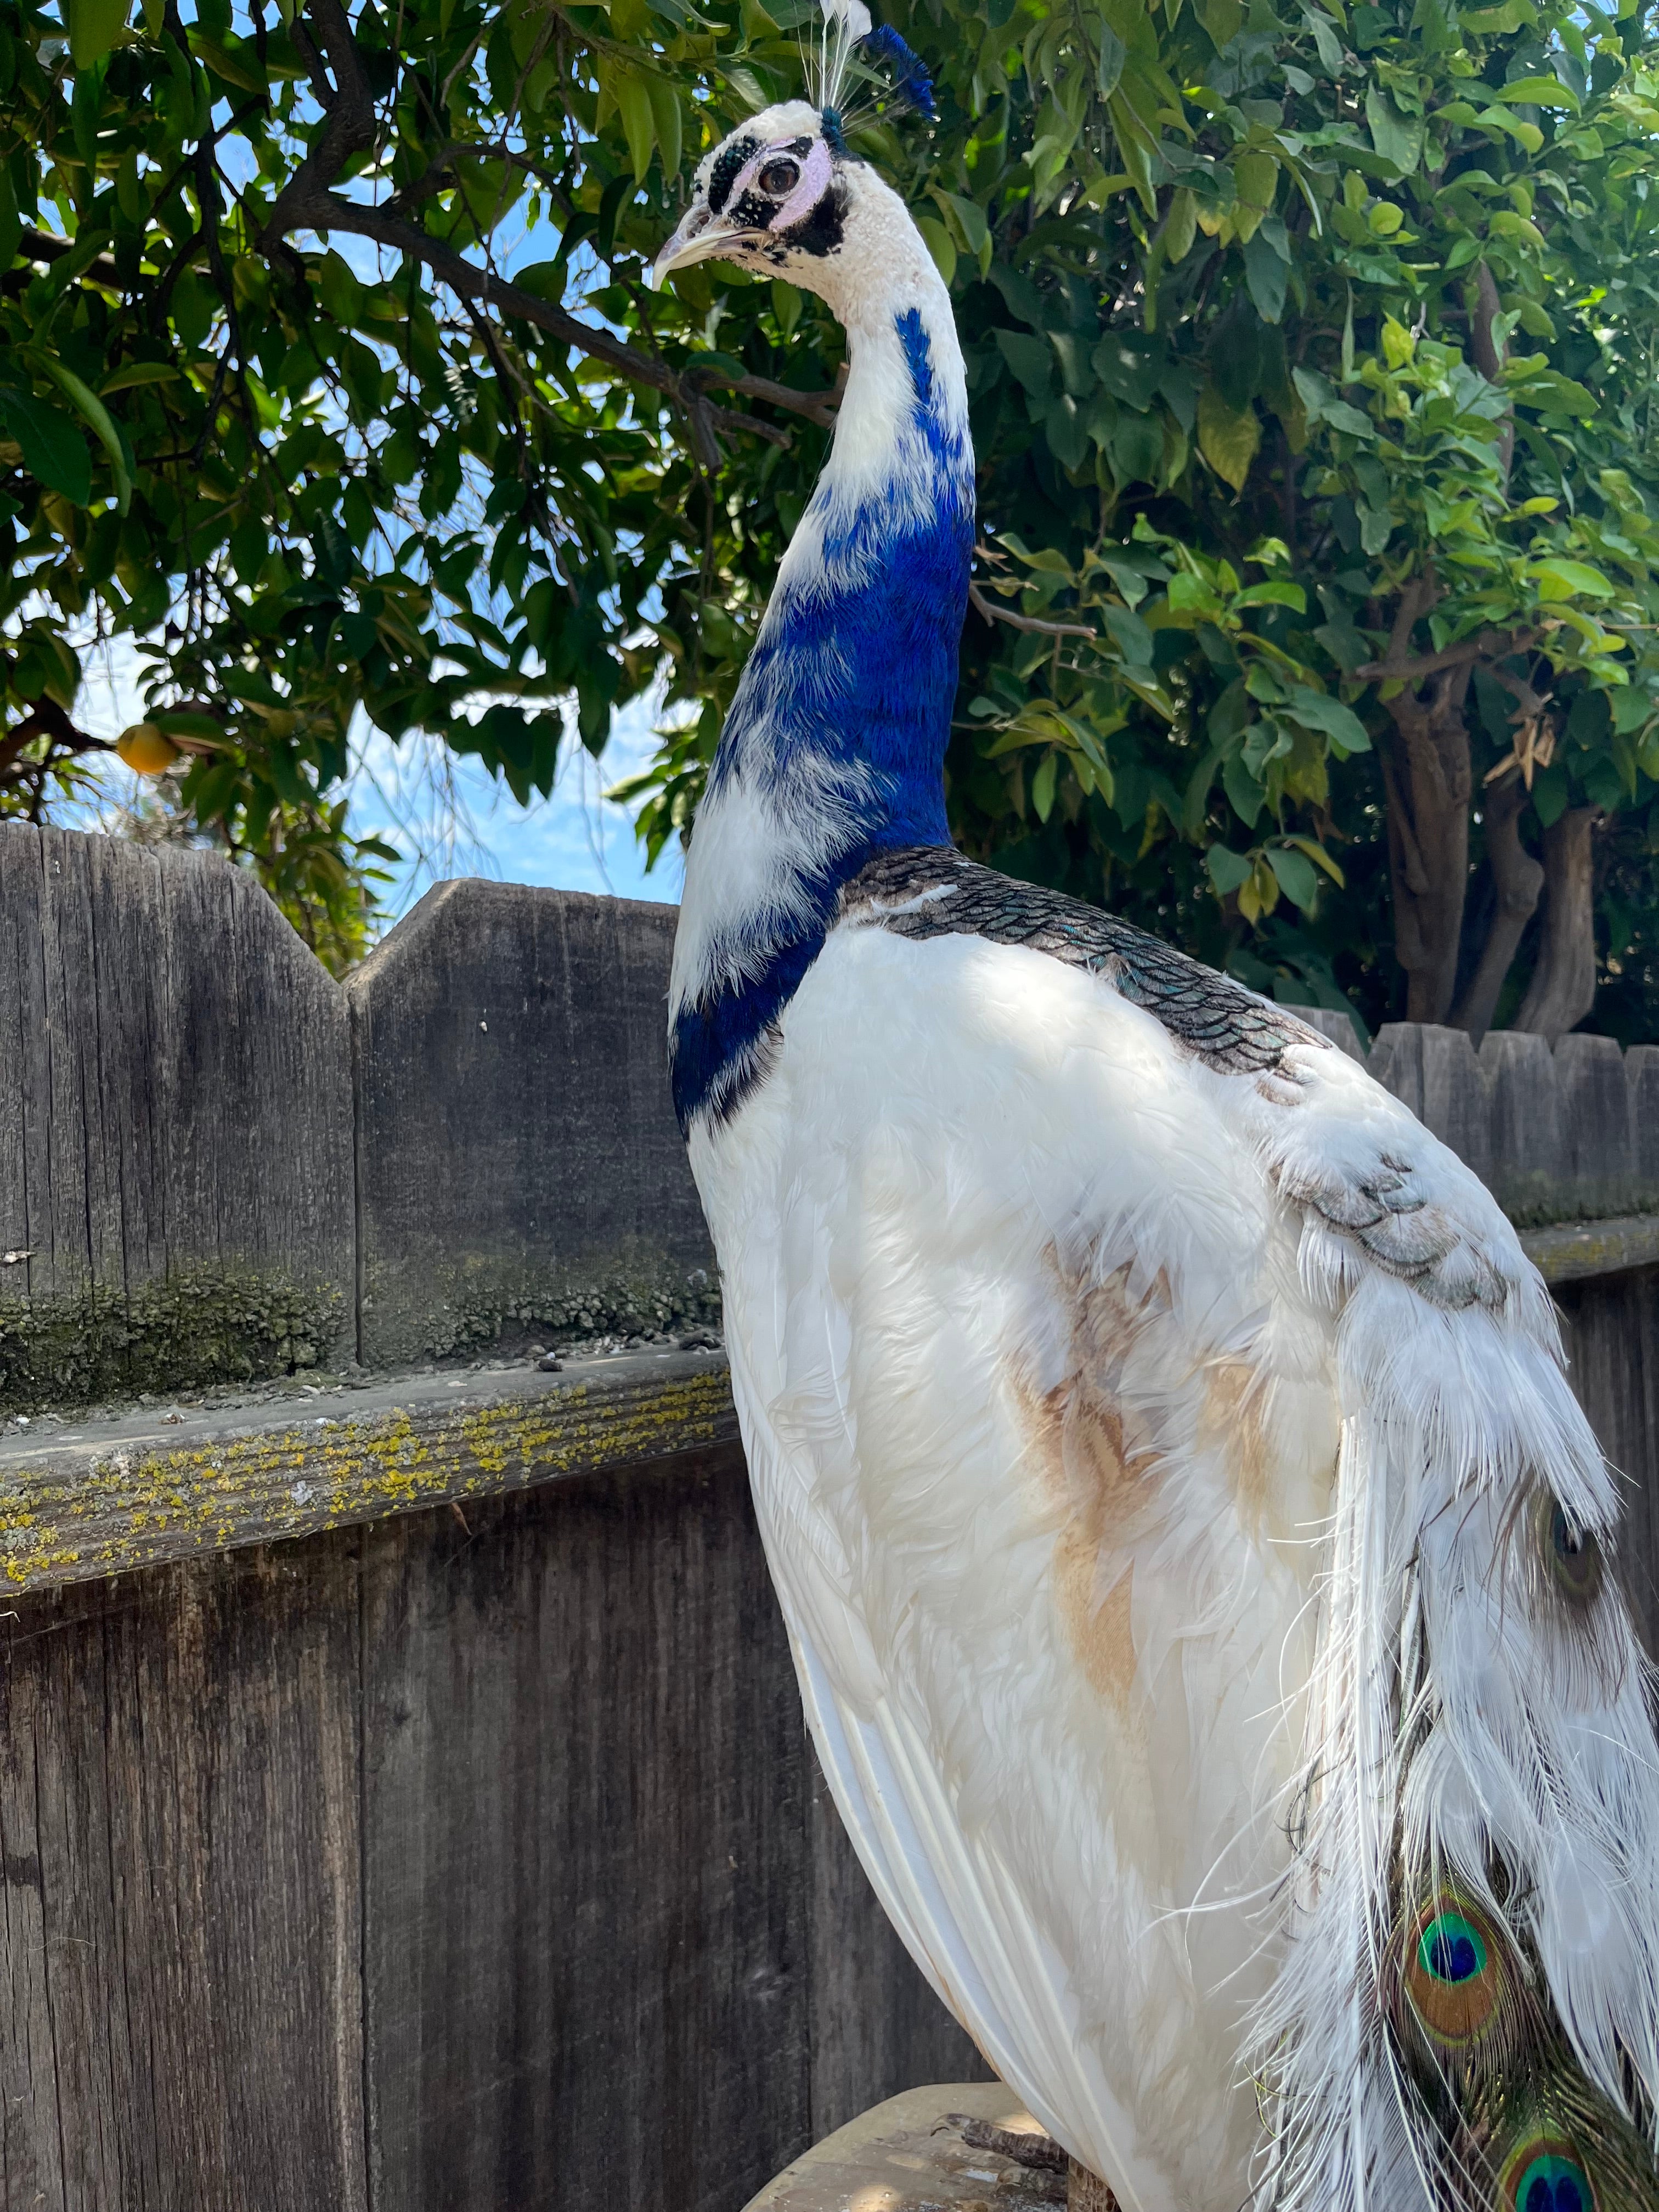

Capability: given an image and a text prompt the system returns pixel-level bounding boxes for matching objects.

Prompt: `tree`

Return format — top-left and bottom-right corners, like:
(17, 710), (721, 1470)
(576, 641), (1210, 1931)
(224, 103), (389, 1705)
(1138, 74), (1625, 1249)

(5, 0), (1659, 1034)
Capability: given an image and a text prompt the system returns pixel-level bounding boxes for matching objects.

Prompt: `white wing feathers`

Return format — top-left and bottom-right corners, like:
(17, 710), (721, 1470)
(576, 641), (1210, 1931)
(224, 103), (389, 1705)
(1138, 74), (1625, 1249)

(699, 926), (1659, 2212)
(1237, 1041), (1659, 2209)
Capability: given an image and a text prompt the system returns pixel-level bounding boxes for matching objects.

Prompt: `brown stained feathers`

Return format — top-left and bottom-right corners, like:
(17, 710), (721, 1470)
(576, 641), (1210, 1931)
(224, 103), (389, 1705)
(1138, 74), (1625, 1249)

(1013, 1262), (1168, 1712)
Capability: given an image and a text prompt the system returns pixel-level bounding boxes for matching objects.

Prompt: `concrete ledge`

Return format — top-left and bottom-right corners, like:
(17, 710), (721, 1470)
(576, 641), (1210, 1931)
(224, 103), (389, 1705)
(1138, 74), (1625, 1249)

(0, 1347), (737, 1592)
(743, 2084), (1064, 2210)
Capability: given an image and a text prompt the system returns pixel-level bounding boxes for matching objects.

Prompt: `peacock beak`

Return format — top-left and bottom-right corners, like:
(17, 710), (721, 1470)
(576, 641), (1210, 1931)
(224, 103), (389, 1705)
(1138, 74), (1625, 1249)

(652, 204), (740, 286)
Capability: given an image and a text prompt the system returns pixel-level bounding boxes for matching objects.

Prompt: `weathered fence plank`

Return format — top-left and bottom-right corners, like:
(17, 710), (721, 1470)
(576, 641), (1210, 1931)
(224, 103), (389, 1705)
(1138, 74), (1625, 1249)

(0, 823), (354, 1402)
(0, 1347), (736, 1592)
(0, 1542), (366, 2212)
(360, 1449), (812, 2212)
(1557, 1267), (1659, 1655)
(349, 881), (713, 1367)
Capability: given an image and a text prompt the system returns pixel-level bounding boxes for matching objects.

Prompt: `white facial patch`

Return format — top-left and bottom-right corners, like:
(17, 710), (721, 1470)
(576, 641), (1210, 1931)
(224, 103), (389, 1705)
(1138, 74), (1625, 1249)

(720, 134), (833, 232)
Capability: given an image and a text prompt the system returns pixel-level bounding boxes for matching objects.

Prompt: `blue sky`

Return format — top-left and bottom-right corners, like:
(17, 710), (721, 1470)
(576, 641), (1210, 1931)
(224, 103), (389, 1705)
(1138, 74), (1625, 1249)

(72, 642), (683, 923)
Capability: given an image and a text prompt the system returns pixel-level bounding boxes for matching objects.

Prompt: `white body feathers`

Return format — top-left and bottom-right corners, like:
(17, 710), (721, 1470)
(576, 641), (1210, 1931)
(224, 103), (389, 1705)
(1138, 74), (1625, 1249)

(687, 921), (1659, 2209)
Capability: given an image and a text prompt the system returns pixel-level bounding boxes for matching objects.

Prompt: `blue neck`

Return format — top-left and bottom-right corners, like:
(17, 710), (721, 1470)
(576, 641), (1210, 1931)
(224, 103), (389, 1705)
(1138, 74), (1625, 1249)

(671, 303), (974, 1129)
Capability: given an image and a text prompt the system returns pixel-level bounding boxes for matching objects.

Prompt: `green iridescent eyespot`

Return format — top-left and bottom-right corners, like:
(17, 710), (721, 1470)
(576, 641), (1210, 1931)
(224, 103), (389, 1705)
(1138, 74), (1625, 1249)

(1401, 1891), (1506, 2047)
(1499, 2140), (1596, 2212)
(1417, 1909), (1487, 1986)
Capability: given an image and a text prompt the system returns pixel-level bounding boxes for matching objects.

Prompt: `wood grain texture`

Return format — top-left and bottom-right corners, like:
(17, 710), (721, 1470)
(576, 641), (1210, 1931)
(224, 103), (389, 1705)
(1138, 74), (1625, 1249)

(0, 821), (352, 1313)
(349, 881), (713, 1365)
(360, 1445), (812, 2212)
(0, 1350), (735, 1592)
(805, 1743), (993, 2138)
(0, 1541), (365, 2212)
(1520, 1214), (1659, 1284)
(1556, 1265), (1659, 1657)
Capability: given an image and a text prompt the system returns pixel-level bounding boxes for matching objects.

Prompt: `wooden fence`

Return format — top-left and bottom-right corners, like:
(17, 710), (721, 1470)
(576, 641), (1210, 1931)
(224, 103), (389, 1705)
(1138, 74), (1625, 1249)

(1, 817), (1657, 2212)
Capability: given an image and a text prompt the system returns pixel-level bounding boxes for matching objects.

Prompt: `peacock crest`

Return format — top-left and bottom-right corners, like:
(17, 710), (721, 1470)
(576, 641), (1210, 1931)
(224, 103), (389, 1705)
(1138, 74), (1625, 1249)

(801, 0), (937, 133)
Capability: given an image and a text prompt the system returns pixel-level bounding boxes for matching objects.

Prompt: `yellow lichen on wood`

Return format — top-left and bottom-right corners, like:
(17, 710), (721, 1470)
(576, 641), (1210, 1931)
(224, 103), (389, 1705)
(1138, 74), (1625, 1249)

(0, 1362), (738, 1590)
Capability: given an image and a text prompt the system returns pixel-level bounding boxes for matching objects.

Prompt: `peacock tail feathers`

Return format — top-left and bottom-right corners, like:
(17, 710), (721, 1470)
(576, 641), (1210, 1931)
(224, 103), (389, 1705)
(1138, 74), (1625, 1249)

(1385, 1872), (1659, 2208)
(1244, 1229), (1659, 2212)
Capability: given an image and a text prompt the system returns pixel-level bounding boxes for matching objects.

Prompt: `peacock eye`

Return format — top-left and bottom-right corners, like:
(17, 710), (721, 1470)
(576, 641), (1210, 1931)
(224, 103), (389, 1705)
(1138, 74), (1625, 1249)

(759, 156), (801, 197)
(1541, 1493), (1603, 1605)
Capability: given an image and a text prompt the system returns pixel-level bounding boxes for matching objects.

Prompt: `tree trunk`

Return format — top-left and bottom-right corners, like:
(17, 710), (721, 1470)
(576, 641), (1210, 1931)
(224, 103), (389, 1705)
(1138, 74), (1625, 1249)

(1448, 772), (1544, 1042)
(1382, 664), (1475, 1024)
(1514, 805), (1601, 1041)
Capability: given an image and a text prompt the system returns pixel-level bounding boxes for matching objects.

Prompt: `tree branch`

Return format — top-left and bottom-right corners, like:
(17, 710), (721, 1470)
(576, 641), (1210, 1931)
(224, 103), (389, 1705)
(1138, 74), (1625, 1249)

(968, 582), (1093, 639)
(1471, 259), (1515, 478)
(259, 0), (836, 449)
(1357, 626), (1537, 685)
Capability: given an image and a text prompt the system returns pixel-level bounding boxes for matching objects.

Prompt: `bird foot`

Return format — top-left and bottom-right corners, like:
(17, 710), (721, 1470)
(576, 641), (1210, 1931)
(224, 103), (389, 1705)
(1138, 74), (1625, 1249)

(944, 2114), (1119, 2210)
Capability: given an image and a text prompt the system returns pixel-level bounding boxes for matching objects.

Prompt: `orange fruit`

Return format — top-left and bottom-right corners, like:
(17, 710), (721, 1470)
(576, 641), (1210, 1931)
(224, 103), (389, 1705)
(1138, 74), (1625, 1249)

(116, 723), (179, 776)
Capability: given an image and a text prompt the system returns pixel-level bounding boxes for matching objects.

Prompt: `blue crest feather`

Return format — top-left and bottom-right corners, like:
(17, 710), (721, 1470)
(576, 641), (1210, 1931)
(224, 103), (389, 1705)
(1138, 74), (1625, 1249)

(859, 24), (938, 120)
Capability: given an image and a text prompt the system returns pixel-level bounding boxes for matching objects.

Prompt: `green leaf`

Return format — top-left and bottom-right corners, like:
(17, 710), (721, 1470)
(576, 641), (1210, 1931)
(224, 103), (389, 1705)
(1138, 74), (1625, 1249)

(1266, 843), (1320, 910)
(0, 388), (91, 505)
(1242, 227), (1289, 323)
(915, 216), (957, 288)
(1365, 84), (1423, 173)
(647, 79), (682, 181)
(1222, 752), (1266, 823)
(1292, 366), (1374, 438)
(1527, 559), (1616, 601)
(1197, 384), (1261, 493)
(64, 0), (129, 66)
(1509, 368), (1597, 419)
(996, 329), (1054, 397)
(1283, 832), (1346, 885)
(1097, 19), (1126, 97)
(1496, 74), (1577, 106)
(32, 356), (133, 512)
(320, 250), (364, 326)
(1206, 844), (1254, 894)
(1031, 751), (1058, 820)
(1233, 580), (1307, 610)
(613, 71), (655, 187)
(1287, 684), (1372, 752)
(1165, 187), (1197, 264)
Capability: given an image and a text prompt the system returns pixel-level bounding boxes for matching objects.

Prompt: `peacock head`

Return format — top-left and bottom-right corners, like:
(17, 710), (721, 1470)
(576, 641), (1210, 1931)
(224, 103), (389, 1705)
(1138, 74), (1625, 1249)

(653, 100), (854, 295)
(653, 8), (939, 321)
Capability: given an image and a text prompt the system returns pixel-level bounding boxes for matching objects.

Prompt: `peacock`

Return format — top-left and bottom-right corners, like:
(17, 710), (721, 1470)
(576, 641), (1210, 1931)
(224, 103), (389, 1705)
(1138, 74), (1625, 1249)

(653, 17), (1659, 2209)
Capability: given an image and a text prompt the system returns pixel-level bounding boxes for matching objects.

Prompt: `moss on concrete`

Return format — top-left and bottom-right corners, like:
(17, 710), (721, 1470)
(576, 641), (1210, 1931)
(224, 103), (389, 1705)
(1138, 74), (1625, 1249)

(0, 1269), (348, 1416)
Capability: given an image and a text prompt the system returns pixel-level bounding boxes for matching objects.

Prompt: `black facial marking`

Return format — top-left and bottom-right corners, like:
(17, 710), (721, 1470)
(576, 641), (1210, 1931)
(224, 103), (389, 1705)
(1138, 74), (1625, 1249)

(729, 188), (776, 232)
(708, 133), (759, 215)
(789, 177), (847, 258)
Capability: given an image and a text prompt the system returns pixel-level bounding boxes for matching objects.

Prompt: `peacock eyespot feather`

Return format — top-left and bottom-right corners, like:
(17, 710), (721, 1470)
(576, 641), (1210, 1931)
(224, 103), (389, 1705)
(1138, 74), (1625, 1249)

(1419, 1906), (1488, 1987)
(1498, 2137), (1597, 2212)
(1400, 1890), (1511, 2049)
(1537, 1491), (1604, 1605)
